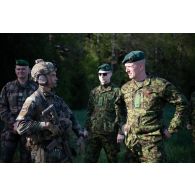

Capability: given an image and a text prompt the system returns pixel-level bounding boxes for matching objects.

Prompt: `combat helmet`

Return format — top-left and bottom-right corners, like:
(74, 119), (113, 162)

(31, 59), (57, 84)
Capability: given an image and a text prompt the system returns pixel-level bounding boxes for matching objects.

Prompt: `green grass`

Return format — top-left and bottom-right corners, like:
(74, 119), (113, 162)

(73, 110), (87, 127)
(164, 130), (193, 162)
(162, 104), (193, 162)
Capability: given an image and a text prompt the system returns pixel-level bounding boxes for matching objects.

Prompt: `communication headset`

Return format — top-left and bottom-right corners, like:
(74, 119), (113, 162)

(37, 74), (47, 85)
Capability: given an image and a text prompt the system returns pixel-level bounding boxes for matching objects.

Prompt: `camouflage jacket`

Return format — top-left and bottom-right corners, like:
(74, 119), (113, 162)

(121, 76), (188, 137)
(85, 83), (124, 134)
(0, 79), (37, 130)
(16, 87), (82, 142)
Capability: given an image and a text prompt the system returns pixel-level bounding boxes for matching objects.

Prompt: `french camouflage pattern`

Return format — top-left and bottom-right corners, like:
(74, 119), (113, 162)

(0, 79), (37, 162)
(0, 80), (37, 129)
(190, 91), (195, 140)
(16, 87), (82, 163)
(84, 83), (123, 162)
(121, 75), (188, 162)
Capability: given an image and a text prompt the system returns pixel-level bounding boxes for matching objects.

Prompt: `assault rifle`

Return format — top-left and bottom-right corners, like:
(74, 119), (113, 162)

(42, 104), (73, 162)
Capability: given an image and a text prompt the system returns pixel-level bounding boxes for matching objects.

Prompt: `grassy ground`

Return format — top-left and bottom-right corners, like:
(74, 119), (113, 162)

(73, 105), (194, 163)
(162, 105), (193, 162)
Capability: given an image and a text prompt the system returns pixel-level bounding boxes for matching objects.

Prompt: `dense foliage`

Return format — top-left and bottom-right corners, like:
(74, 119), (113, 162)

(1, 33), (195, 109)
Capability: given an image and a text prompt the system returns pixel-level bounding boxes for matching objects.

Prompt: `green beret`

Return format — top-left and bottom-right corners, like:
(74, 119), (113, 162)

(122, 51), (145, 64)
(16, 59), (29, 66)
(98, 64), (113, 72)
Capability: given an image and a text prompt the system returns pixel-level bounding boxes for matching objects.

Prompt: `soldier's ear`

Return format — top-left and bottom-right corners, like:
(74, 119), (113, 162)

(38, 75), (47, 85)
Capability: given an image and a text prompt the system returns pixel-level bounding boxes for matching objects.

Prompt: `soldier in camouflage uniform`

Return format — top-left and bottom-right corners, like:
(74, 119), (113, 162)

(0, 59), (37, 162)
(16, 59), (84, 163)
(84, 64), (123, 163)
(117, 51), (188, 162)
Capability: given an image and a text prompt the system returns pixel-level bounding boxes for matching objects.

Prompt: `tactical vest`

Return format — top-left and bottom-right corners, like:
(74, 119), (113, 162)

(25, 90), (72, 162)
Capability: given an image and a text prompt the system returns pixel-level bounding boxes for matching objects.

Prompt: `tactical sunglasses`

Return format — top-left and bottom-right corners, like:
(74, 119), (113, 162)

(98, 73), (108, 76)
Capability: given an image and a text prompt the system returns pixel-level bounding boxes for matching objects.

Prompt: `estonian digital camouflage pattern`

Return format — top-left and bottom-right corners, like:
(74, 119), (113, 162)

(0, 79), (37, 162)
(84, 83), (123, 162)
(16, 87), (82, 162)
(123, 140), (165, 163)
(121, 75), (188, 162)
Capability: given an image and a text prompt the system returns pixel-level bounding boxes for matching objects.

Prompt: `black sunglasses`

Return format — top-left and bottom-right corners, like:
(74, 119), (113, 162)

(98, 73), (108, 76)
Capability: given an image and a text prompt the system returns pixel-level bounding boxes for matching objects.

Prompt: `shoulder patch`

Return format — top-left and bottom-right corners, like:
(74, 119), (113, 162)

(19, 97), (34, 116)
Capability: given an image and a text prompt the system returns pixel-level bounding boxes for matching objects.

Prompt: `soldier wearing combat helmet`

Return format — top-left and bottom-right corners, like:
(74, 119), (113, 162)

(16, 59), (84, 162)
(117, 51), (188, 162)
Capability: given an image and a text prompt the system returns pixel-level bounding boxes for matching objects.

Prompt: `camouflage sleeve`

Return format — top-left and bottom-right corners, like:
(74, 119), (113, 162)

(16, 97), (43, 135)
(85, 90), (94, 131)
(0, 85), (15, 126)
(163, 81), (188, 134)
(115, 89), (127, 134)
(190, 92), (195, 140)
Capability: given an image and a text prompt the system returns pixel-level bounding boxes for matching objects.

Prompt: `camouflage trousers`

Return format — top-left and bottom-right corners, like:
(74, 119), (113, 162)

(1, 130), (31, 163)
(84, 132), (119, 163)
(124, 139), (165, 163)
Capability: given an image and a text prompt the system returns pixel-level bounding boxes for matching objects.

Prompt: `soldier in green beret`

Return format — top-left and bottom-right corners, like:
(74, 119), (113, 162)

(0, 59), (37, 162)
(84, 64), (123, 162)
(117, 51), (188, 162)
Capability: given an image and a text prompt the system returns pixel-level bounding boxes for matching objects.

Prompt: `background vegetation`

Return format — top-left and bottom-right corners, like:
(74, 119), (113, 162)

(0, 33), (195, 162)
(1, 33), (195, 108)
